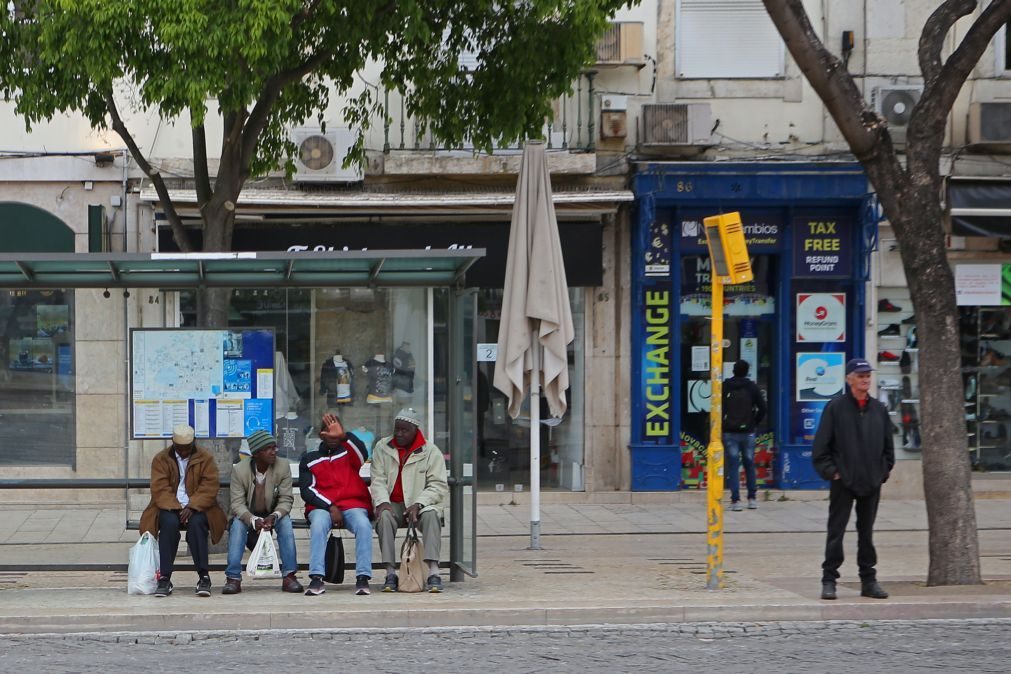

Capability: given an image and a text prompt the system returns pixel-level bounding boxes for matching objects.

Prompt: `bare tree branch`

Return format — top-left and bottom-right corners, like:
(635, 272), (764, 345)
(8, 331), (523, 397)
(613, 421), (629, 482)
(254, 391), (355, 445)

(918, 0), (976, 85)
(761, 0), (881, 161)
(103, 89), (193, 252)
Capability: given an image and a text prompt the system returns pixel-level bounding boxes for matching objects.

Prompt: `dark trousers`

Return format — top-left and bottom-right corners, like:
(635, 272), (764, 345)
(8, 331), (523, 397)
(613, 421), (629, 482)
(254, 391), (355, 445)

(821, 481), (881, 583)
(158, 509), (209, 579)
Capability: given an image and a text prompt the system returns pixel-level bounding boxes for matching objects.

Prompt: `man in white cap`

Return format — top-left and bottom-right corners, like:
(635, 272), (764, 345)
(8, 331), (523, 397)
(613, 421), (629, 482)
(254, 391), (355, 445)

(140, 424), (227, 597)
(370, 407), (448, 592)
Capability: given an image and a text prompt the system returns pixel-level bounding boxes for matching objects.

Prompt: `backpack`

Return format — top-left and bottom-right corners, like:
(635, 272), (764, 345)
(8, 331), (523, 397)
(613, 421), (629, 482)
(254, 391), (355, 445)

(724, 384), (755, 432)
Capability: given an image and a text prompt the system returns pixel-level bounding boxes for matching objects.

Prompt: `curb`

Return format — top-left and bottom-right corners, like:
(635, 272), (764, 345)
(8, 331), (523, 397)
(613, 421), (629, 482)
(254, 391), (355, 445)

(0, 600), (1008, 634)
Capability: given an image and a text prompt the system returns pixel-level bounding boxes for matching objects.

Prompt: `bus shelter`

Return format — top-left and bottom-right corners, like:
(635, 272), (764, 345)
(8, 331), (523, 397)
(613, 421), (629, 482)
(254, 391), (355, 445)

(0, 250), (483, 580)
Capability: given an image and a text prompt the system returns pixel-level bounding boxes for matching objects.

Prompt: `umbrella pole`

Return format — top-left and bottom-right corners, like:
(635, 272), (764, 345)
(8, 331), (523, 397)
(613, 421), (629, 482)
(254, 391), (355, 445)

(529, 340), (542, 550)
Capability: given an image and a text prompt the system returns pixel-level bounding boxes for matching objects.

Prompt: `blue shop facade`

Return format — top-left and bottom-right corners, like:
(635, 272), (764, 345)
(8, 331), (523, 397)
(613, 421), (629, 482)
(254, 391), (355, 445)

(630, 162), (876, 491)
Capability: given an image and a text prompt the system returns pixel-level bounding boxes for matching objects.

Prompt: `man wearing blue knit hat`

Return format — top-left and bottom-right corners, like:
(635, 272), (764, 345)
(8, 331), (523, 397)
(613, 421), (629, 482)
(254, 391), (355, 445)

(223, 429), (303, 594)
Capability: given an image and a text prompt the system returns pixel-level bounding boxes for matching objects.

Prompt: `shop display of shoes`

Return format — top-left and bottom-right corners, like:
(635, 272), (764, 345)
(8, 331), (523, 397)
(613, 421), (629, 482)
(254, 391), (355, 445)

(878, 299), (902, 312)
(877, 324), (900, 337)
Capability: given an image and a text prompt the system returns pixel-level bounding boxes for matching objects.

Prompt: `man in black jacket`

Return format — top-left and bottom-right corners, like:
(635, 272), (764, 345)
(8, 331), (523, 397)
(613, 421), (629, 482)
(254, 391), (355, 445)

(812, 357), (895, 601)
(722, 361), (767, 511)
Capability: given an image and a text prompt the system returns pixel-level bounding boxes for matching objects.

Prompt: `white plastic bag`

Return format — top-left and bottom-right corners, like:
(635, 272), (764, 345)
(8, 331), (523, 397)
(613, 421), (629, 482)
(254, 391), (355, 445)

(246, 529), (281, 579)
(127, 531), (160, 595)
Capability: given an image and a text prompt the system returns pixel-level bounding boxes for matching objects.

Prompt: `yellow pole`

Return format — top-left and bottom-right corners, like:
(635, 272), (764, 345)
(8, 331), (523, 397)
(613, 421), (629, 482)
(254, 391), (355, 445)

(706, 273), (725, 590)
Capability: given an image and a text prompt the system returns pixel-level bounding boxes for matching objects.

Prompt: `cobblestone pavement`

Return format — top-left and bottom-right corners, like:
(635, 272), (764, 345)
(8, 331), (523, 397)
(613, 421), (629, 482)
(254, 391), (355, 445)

(0, 619), (1008, 673)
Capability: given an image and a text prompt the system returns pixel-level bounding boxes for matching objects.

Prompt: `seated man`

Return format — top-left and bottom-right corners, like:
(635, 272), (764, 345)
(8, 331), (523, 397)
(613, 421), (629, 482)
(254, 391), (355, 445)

(299, 413), (374, 596)
(370, 407), (449, 593)
(223, 429), (303, 595)
(140, 424), (227, 598)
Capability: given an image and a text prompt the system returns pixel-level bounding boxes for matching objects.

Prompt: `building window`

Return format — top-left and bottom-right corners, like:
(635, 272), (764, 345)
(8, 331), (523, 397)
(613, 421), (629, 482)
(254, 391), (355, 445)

(996, 21), (1011, 75)
(676, 0), (784, 79)
(0, 290), (76, 465)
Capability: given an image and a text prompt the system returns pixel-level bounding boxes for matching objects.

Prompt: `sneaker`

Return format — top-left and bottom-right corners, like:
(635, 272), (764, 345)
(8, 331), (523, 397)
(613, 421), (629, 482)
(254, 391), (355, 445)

(747, 498), (758, 510)
(878, 350), (901, 362)
(878, 299), (902, 312)
(195, 575), (211, 597)
(382, 574), (399, 593)
(305, 575), (325, 596)
(730, 501), (744, 512)
(905, 325), (918, 349)
(222, 577), (242, 595)
(900, 350), (912, 373)
(282, 572), (304, 594)
(154, 578), (173, 597)
(877, 323), (900, 337)
(355, 575), (371, 596)
(426, 574), (444, 593)
(821, 581), (837, 600)
(861, 580), (889, 599)
(901, 314), (917, 325)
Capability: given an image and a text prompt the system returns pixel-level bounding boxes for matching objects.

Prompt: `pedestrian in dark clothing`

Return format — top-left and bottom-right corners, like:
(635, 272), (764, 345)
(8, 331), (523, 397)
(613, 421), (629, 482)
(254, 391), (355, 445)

(812, 357), (895, 601)
(722, 360), (767, 511)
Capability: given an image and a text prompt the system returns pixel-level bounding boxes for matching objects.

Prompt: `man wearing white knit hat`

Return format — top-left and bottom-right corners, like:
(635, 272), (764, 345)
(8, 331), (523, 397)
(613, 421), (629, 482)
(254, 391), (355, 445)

(370, 407), (448, 593)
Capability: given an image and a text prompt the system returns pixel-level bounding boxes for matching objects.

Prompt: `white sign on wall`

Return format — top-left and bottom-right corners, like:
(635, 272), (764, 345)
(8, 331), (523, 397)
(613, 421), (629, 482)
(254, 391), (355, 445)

(796, 293), (846, 343)
(955, 264), (1002, 306)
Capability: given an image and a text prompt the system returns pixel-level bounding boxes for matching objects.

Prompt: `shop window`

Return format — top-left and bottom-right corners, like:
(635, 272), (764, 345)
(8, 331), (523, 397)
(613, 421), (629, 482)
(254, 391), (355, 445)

(960, 305), (1011, 472)
(470, 288), (586, 492)
(0, 289), (76, 465)
(875, 288), (921, 461)
(180, 287), (429, 461)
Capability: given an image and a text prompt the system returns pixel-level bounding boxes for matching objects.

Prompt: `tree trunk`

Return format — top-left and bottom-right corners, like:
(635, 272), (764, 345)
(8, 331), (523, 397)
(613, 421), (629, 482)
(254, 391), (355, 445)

(881, 179), (982, 585)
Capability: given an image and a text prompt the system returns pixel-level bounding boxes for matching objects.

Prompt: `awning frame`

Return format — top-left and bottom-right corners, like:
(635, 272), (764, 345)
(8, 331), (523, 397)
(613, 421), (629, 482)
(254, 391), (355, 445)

(0, 250), (486, 289)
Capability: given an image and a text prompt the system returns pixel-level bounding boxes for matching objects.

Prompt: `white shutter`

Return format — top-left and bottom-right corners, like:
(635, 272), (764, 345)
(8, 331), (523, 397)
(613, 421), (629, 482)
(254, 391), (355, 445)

(676, 0), (784, 79)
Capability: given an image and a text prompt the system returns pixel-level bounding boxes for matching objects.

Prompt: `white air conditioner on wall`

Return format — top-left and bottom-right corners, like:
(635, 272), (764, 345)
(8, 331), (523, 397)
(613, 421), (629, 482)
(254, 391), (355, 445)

(640, 104), (712, 146)
(291, 127), (362, 183)
(969, 101), (1011, 147)
(595, 22), (644, 66)
(872, 85), (923, 145)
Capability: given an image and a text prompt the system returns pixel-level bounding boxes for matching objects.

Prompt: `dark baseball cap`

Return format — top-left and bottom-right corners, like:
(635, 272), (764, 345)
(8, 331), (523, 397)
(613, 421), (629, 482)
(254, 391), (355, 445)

(845, 358), (874, 374)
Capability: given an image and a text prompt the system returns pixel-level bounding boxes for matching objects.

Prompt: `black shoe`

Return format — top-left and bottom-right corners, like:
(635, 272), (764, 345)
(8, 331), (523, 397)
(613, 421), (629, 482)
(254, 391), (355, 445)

(195, 575), (211, 597)
(877, 323), (900, 337)
(305, 575), (325, 596)
(820, 581), (837, 600)
(154, 577), (173, 597)
(861, 580), (889, 599)
(901, 314), (917, 325)
(900, 350), (912, 374)
(382, 574), (399, 593)
(426, 574), (444, 593)
(355, 575), (371, 596)
(878, 299), (902, 312)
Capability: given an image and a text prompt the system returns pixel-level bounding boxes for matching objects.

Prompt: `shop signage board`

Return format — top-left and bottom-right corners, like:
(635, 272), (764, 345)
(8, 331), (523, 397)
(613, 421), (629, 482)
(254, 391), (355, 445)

(955, 264), (1005, 306)
(130, 328), (275, 439)
(791, 216), (853, 277)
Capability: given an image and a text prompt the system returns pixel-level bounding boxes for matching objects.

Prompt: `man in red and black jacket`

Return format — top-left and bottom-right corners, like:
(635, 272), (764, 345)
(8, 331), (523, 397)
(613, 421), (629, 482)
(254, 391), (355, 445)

(299, 413), (373, 596)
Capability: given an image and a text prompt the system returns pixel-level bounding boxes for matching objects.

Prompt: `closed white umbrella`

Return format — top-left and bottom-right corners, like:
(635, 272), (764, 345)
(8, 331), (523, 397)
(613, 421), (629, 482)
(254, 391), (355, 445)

(493, 140), (574, 549)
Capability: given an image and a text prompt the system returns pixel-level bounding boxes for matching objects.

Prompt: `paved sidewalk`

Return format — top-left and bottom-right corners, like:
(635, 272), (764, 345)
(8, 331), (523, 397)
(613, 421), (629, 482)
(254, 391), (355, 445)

(0, 499), (1007, 633)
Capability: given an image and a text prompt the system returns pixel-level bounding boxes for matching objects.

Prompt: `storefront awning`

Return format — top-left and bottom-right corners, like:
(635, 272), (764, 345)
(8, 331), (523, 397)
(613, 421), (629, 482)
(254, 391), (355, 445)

(0, 250), (485, 289)
(949, 177), (1011, 236)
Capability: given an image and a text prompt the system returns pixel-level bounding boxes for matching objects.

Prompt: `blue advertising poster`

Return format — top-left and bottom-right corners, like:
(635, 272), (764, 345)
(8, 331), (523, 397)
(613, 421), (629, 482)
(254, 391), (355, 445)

(243, 399), (274, 435)
(223, 359), (252, 394)
(792, 352), (845, 444)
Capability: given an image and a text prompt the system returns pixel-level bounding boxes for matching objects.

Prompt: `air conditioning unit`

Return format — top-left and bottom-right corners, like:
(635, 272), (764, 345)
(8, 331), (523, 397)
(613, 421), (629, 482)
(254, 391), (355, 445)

(595, 22), (644, 66)
(872, 85), (923, 145)
(640, 104), (712, 146)
(969, 101), (1011, 146)
(291, 127), (362, 183)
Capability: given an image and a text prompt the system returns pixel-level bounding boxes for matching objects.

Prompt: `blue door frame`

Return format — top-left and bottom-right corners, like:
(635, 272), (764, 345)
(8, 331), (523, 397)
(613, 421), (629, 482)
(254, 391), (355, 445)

(629, 162), (874, 491)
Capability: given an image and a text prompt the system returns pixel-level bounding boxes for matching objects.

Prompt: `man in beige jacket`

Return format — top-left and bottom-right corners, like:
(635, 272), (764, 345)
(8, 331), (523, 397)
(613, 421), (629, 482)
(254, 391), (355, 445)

(370, 407), (449, 592)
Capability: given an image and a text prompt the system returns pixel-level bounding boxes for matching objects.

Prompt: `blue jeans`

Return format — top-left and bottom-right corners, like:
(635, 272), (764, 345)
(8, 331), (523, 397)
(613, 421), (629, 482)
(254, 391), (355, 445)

(723, 432), (757, 502)
(225, 514), (298, 580)
(308, 507), (372, 579)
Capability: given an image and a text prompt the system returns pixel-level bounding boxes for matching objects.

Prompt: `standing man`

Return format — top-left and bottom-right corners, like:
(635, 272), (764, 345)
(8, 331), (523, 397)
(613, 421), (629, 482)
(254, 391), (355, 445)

(140, 424), (227, 598)
(299, 413), (374, 597)
(370, 407), (449, 593)
(722, 360), (767, 511)
(223, 429), (303, 595)
(812, 358), (894, 601)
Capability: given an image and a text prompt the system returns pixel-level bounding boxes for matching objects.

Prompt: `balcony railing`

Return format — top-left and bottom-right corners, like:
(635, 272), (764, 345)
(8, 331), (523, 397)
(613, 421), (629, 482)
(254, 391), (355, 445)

(373, 72), (601, 154)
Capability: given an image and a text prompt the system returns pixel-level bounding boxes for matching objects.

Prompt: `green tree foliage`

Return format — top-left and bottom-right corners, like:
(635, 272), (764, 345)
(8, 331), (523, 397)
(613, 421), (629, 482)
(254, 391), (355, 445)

(0, 0), (626, 262)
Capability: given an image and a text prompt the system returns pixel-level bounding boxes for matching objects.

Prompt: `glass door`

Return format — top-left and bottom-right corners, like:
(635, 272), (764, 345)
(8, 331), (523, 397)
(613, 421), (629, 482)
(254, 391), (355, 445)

(448, 288), (478, 578)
